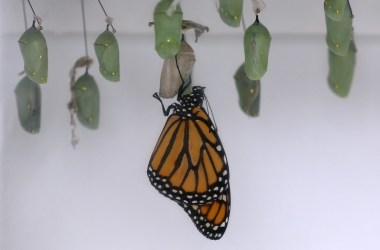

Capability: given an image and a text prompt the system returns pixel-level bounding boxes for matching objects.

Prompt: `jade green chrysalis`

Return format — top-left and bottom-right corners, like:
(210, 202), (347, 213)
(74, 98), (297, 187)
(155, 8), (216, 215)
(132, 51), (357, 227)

(324, 0), (347, 21)
(244, 17), (271, 80)
(325, 2), (353, 56)
(234, 63), (260, 117)
(72, 73), (100, 129)
(15, 76), (41, 133)
(154, 0), (183, 59)
(328, 39), (356, 97)
(218, 0), (243, 27)
(94, 29), (120, 82)
(18, 26), (48, 84)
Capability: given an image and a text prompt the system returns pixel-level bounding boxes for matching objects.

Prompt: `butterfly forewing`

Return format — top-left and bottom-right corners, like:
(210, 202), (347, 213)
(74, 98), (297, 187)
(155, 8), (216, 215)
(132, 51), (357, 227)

(148, 107), (229, 205)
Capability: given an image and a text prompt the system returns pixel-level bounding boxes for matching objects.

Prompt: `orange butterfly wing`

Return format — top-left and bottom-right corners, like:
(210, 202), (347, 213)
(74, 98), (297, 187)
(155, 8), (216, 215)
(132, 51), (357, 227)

(148, 106), (229, 205)
(179, 188), (231, 240)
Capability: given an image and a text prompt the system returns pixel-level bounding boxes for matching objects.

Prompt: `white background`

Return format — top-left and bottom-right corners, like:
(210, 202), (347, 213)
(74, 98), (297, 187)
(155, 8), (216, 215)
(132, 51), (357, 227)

(1, 1), (380, 250)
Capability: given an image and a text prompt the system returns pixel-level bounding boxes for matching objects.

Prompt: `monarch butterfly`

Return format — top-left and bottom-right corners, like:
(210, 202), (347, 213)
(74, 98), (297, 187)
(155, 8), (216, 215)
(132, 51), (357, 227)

(325, 1), (353, 56)
(148, 83), (231, 239)
(153, 0), (183, 59)
(71, 73), (100, 129)
(244, 15), (271, 80)
(218, 0), (243, 27)
(94, 29), (120, 82)
(328, 38), (356, 97)
(15, 76), (41, 133)
(18, 24), (48, 84)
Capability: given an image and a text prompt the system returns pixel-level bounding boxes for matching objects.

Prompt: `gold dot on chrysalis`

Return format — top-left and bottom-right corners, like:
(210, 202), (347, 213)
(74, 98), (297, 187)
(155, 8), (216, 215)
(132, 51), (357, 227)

(335, 84), (340, 89)
(260, 50), (263, 55)
(250, 89), (255, 94)
(166, 38), (172, 43)
(336, 10), (340, 14)
(32, 72), (36, 76)
(112, 72), (115, 76)
(81, 87), (87, 91)
(39, 55), (42, 59)
(27, 103), (31, 110)
(335, 43), (340, 48)
(88, 117), (93, 122)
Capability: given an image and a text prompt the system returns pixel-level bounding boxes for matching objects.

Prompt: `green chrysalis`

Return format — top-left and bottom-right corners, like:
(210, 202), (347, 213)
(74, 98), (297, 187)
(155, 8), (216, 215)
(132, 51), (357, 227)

(18, 25), (48, 84)
(72, 73), (100, 129)
(94, 29), (120, 82)
(154, 0), (183, 59)
(244, 16), (271, 80)
(218, 0), (243, 27)
(324, 0), (347, 21)
(160, 39), (195, 98)
(328, 39), (356, 97)
(325, 3), (353, 56)
(234, 63), (260, 117)
(15, 76), (41, 133)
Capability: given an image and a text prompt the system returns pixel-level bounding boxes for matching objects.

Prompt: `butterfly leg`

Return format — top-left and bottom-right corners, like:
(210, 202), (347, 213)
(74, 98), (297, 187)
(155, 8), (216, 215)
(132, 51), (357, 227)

(153, 92), (176, 116)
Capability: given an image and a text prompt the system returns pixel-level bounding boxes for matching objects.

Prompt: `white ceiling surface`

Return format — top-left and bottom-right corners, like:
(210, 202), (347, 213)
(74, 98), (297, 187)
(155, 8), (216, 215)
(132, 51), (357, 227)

(1, 1), (380, 250)
(1, 0), (380, 35)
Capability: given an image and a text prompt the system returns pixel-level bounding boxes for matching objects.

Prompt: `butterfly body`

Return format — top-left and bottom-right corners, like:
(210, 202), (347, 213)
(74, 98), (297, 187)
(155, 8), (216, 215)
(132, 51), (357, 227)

(148, 85), (231, 239)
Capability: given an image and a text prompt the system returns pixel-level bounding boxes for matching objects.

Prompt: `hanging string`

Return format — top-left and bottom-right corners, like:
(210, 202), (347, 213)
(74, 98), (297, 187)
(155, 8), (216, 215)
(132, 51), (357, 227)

(26, 0), (43, 30)
(22, 0), (28, 30)
(81, 0), (89, 72)
(97, 0), (116, 33)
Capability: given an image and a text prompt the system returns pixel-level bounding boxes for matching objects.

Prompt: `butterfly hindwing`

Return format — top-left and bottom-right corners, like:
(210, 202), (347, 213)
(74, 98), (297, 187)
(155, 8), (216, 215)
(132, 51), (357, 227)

(179, 188), (231, 240)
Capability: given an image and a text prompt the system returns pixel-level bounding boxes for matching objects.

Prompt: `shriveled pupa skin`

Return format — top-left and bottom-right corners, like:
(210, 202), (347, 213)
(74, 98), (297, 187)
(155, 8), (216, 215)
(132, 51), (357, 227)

(234, 63), (260, 117)
(218, 0), (243, 27)
(325, 2), (353, 56)
(72, 73), (100, 129)
(244, 18), (271, 80)
(94, 29), (120, 82)
(159, 40), (195, 99)
(154, 0), (183, 59)
(328, 39), (356, 97)
(15, 76), (41, 133)
(324, 0), (347, 21)
(18, 26), (48, 84)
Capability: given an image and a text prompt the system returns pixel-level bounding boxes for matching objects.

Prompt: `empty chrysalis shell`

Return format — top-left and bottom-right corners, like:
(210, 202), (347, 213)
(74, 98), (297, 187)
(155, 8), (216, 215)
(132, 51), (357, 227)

(234, 63), (260, 117)
(15, 76), (41, 133)
(18, 25), (48, 84)
(94, 29), (120, 82)
(72, 73), (100, 129)
(324, 0), (347, 21)
(159, 40), (195, 99)
(328, 39), (356, 97)
(154, 0), (183, 59)
(244, 17), (271, 80)
(325, 3), (353, 56)
(218, 0), (243, 27)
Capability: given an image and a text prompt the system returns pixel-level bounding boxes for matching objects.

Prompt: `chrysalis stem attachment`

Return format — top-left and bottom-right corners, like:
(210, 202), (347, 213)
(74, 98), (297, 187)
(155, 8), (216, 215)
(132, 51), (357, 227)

(33, 15), (43, 30)
(105, 16), (116, 33)
(251, 0), (266, 14)
(97, 0), (116, 33)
